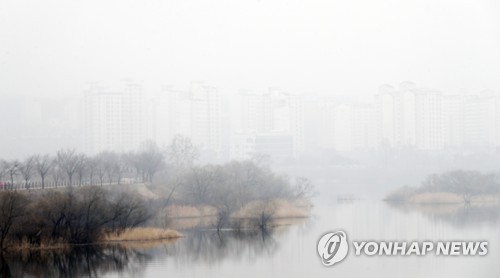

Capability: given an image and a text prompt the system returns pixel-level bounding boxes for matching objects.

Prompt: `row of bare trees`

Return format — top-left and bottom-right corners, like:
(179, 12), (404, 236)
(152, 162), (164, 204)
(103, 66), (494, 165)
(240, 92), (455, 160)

(0, 139), (178, 189)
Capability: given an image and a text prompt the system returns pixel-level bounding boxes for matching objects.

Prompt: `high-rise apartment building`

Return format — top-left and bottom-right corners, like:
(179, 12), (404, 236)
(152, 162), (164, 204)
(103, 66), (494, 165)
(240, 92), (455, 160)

(375, 82), (444, 150)
(84, 82), (146, 154)
(315, 99), (374, 152)
(443, 94), (465, 148)
(233, 89), (304, 159)
(149, 82), (222, 154)
(463, 91), (500, 148)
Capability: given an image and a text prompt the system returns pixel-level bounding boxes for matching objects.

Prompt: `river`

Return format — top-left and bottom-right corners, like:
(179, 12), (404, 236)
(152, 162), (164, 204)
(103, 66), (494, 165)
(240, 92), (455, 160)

(1, 199), (498, 277)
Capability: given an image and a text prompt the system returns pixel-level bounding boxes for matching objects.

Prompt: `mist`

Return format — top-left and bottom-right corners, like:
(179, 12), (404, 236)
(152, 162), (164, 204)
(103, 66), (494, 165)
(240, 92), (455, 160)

(1, 1), (500, 277)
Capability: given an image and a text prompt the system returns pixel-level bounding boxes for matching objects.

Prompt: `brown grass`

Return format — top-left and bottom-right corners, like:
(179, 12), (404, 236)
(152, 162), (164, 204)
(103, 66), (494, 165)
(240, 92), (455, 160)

(472, 194), (500, 203)
(7, 237), (70, 251)
(163, 205), (217, 218)
(407, 192), (500, 204)
(272, 199), (311, 218)
(233, 199), (310, 219)
(102, 228), (182, 242)
(112, 238), (179, 249)
(410, 192), (463, 204)
(168, 217), (216, 230)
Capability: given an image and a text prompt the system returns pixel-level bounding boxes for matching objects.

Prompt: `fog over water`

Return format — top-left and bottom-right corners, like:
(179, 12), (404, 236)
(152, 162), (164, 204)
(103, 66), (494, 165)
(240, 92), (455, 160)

(1, 0), (500, 277)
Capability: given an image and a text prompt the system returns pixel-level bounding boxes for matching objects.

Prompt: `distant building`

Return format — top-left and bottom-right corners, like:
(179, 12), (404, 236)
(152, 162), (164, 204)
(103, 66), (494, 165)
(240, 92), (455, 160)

(375, 82), (444, 150)
(84, 82), (146, 154)
(232, 89), (304, 159)
(463, 91), (500, 148)
(229, 132), (295, 162)
(149, 82), (222, 155)
(414, 89), (444, 150)
(230, 132), (257, 160)
(296, 94), (376, 153)
(254, 133), (295, 161)
(442, 94), (465, 147)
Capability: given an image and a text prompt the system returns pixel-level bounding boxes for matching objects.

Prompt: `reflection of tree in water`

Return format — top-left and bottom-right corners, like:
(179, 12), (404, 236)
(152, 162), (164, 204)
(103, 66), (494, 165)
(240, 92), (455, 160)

(0, 245), (150, 278)
(436, 205), (500, 228)
(157, 229), (280, 265)
(388, 203), (500, 228)
(0, 220), (307, 276)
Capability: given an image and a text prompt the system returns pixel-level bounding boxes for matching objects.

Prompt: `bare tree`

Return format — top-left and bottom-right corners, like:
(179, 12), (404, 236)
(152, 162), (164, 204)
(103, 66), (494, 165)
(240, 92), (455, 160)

(292, 177), (316, 200)
(103, 152), (119, 184)
(56, 149), (80, 187)
(19, 155), (36, 189)
(4, 160), (19, 189)
(179, 165), (218, 204)
(95, 154), (106, 186)
(250, 153), (272, 169)
(34, 154), (52, 189)
(86, 157), (98, 186)
(50, 163), (64, 188)
(109, 193), (150, 231)
(136, 141), (165, 183)
(116, 154), (129, 185)
(0, 160), (7, 189)
(96, 151), (119, 185)
(166, 135), (199, 170)
(0, 191), (29, 249)
(422, 170), (489, 204)
(75, 154), (87, 186)
(253, 200), (276, 234)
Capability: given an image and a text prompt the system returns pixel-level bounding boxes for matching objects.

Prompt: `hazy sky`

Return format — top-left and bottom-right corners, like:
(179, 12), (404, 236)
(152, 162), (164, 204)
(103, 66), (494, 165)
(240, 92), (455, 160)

(1, 0), (500, 97)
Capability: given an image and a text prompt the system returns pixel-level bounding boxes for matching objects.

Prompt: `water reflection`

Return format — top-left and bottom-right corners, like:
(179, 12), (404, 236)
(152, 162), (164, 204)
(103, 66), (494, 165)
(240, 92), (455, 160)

(0, 220), (306, 277)
(5, 203), (497, 278)
(387, 202), (500, 228)
(159, 228), (280, 265)
(0, 246), (151, 277)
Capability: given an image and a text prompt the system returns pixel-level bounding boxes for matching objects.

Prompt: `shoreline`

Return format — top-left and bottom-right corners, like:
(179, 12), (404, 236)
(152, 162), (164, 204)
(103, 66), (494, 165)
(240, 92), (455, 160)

(4, 228), (183, 252)
(3, 212), (311, 252)
(384, 191), (500, 205)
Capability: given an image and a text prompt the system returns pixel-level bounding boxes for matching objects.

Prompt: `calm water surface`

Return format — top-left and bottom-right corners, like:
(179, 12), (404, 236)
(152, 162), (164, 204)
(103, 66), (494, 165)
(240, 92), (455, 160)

(2, 201), (499, 277)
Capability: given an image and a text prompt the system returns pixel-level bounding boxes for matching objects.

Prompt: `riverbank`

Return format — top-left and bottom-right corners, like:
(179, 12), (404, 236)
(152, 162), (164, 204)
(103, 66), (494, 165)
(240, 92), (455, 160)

(4, 227), (183, 252)
(384, 186), (500, 204)
(162, 199), (311, 218)
(102, 228), (182, 242)
(158, 198), (311, 230)
(3, 198), (310, 251)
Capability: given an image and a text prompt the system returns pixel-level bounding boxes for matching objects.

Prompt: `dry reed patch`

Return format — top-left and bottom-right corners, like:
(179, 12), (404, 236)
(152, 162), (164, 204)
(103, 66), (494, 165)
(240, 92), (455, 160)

(272, 199), (311, 218)
(112, 238), (179, 249)
(103, 228), (182, 242)
(8, 238), (70, 251)
(164, 205), (217, 218)
(233, 199), (310, 219)
(410, 192), (462, 204)
(473, 194), (500, 203)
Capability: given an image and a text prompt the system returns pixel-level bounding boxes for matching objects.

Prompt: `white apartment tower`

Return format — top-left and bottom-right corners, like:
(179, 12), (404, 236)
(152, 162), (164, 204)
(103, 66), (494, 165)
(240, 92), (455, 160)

(84, 83), (146, 154)
(190, 82), (222, 154)
(463, 91), (500, 148)
(414, 89), (444, 150)
(150, 82), (222, 154)
(443, 95), (465, 147)
(234, 89), (304, 158)
(316, 99), (375, 152)
(149, 87), (191, 146)
(375, 82), (444, 150)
